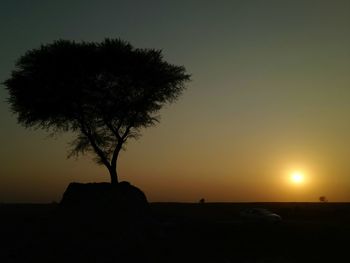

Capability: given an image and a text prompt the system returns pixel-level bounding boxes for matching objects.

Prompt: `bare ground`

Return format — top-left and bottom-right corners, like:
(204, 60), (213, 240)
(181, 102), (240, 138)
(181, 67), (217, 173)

(0, 202), (349, 262)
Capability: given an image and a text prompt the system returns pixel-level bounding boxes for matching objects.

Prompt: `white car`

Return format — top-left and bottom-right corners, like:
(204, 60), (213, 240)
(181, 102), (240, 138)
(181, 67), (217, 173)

(240, 208), (282, 223)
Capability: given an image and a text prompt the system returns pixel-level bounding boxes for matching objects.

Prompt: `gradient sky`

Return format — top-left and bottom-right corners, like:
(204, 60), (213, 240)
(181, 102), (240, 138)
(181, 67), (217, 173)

(1, 0), (350, 202)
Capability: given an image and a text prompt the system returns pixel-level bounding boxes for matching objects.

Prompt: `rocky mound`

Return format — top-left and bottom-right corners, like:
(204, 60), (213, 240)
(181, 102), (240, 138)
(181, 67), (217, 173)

(60, 181), (151, 221)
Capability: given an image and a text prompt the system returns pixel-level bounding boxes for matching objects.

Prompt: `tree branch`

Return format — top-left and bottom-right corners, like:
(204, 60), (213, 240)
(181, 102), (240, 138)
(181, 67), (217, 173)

(80, 124), (111, 169)
(105, 121), (122, 141)
(121, 124), (133, 141)
(110, 124), (133, 169)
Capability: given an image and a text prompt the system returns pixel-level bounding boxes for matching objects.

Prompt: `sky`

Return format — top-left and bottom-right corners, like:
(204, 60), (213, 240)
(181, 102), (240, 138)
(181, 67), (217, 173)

(1, 0), (350, 203)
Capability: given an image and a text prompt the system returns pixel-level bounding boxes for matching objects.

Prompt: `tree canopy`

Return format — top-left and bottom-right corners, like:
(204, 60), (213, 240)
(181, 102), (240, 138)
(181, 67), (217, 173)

(4, 38), (190, 184)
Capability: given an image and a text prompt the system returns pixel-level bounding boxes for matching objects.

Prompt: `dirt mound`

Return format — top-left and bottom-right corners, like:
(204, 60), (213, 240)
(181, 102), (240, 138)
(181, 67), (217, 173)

(60, 181), (150, 220)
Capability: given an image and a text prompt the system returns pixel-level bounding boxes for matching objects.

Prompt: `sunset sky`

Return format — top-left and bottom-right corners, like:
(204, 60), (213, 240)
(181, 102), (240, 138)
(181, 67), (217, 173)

(1, 0), (350, 203)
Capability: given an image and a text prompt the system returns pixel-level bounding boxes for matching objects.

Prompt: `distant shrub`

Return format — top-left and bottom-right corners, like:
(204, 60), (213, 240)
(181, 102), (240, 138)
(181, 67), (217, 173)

(319, 196), (328, 202)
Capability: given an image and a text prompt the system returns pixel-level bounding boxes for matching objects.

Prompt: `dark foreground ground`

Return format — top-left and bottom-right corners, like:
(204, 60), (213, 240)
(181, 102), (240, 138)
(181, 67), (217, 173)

(0, 202), (349, 262)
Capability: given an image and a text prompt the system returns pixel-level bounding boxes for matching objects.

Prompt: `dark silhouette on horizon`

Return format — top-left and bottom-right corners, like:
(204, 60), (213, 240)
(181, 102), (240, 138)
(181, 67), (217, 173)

(4, 38), (190, 184)
(319, 196), (328, 202)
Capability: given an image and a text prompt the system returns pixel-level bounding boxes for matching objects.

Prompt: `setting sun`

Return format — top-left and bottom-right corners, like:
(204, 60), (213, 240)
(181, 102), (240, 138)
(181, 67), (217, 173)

(291, 171), (304, 184)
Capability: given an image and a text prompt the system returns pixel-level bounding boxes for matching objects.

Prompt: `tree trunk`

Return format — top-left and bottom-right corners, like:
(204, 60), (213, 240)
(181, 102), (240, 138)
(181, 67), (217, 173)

(109, 167), (119, 185)
(109, 142), (122, 185)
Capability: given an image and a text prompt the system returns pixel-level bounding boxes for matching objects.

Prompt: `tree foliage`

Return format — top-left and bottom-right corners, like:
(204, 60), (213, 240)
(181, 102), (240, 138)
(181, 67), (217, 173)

(4, 39), (190, 183)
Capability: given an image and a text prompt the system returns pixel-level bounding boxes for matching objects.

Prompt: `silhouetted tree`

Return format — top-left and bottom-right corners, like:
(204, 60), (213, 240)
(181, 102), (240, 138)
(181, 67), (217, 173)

(319, 196), (328, 202)
(4, 39), (190, 184)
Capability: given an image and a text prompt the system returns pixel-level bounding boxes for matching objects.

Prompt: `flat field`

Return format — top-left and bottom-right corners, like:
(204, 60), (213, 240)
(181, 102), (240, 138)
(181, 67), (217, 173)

(0, 202), (349, 262)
